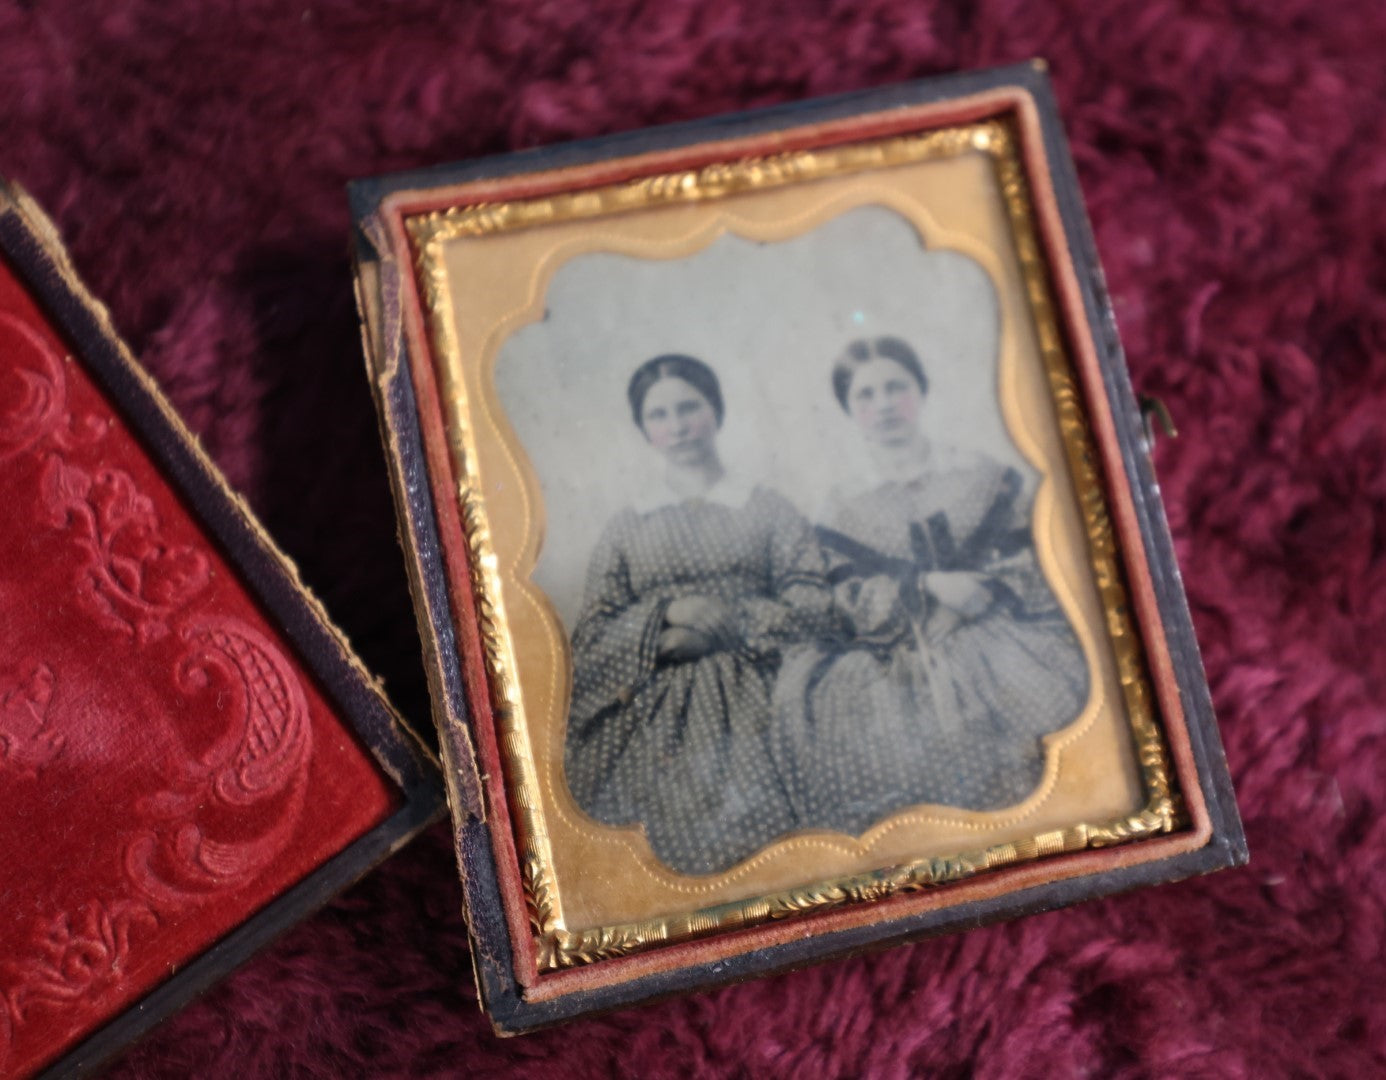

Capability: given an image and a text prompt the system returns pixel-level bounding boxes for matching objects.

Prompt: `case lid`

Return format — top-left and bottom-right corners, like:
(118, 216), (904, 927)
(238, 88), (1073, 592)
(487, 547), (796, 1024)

(0, 184), (442, 1078)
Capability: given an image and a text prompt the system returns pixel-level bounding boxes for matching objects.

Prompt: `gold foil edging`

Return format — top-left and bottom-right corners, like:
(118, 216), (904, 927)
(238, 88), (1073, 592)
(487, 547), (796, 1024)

(525, 825), (1099, 970)
(406, 120), (1181, 973)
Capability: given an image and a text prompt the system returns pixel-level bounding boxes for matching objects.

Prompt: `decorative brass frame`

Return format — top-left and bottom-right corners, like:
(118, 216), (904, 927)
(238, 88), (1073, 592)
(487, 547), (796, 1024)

(404, 119), (1182, 973)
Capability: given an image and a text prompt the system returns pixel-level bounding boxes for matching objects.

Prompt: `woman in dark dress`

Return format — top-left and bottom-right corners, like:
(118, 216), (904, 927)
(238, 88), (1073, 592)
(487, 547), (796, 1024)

(773, 337), (1090, 835)
(564, 354), (832, 875)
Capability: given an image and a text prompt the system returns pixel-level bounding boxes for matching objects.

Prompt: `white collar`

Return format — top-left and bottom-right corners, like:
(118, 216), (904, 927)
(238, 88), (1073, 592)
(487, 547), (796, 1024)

(630, 471), (757, 514)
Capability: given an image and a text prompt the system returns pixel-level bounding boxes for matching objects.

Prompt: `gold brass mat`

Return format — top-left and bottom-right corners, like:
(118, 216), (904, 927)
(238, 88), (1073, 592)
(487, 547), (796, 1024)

(404, 119), (1180, 972)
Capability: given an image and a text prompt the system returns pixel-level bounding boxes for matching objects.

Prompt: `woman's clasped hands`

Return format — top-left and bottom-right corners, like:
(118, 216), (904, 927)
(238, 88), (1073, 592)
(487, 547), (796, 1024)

(918, 570), (991, 644)
(658, 595), (740, 659)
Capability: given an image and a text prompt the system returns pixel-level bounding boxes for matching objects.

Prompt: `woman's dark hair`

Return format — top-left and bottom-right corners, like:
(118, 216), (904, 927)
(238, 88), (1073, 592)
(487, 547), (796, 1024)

(627, 354), (725, 429)
(830, 336), (928, 412)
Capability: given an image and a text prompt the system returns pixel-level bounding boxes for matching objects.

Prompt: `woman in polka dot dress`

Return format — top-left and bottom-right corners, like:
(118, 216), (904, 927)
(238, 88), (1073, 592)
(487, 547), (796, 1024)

(564, 354), (833, 875)
(772, 337), (1091, 836)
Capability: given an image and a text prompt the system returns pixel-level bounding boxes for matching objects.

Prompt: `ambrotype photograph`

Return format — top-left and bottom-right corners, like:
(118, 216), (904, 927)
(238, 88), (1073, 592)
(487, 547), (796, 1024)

(405, 124), (1159, 949)
(366, 76), (1237, 1017)
(496, 204), (1092, 877)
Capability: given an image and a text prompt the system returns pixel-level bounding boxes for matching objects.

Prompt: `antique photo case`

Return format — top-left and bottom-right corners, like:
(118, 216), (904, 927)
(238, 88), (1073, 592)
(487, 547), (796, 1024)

(350, 62), (1245, 1032)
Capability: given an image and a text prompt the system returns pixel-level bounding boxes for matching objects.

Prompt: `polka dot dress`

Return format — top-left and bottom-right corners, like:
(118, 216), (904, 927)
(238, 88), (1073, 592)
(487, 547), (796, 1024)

(564, 486), (832, 875)
(771, 450), (1090, 835)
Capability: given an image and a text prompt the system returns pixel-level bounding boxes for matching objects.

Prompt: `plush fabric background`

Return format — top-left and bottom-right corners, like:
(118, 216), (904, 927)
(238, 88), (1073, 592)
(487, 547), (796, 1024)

(1, 1), (1382, 1075)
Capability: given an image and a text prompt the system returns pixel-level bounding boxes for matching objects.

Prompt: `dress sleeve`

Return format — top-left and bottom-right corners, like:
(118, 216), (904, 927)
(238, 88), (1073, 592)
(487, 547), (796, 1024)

(818, 488), (910, 640)
(568, 514), (669, 727)
(965, 466), (1065, 619)
(734, 490), (837, 659)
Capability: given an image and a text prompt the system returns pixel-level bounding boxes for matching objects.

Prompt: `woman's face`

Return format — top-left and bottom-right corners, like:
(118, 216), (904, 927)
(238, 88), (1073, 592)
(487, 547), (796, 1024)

(640, 376), (719, 466)
(846, 357), (923, 447)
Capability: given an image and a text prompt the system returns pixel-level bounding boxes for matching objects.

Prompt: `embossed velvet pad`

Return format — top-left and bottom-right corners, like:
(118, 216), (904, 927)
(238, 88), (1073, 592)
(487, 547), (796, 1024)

(0, 258), (398, 1078)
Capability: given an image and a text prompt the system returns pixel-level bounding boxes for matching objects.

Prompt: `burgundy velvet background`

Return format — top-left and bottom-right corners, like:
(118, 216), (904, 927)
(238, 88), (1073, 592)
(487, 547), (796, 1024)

(0, 1), (1381, 1076)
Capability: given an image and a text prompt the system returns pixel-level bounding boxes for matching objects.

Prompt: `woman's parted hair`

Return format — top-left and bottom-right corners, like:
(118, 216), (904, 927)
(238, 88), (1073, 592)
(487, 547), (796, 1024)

(831, 336), (928, 412)
(626, 354), (725, 429)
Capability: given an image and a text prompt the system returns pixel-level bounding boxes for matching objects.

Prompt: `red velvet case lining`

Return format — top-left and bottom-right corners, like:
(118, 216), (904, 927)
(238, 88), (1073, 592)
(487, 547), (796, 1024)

(0, 258), (398, 1078)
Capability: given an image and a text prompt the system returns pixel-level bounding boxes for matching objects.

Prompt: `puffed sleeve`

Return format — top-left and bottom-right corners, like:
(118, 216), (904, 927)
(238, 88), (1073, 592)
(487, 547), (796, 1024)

(959, 464), (1066, 619)
(818, 488), (911, 640)
(734, 489), (837, 659)
(568, 513), (670, 729)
